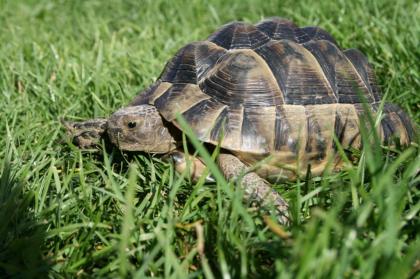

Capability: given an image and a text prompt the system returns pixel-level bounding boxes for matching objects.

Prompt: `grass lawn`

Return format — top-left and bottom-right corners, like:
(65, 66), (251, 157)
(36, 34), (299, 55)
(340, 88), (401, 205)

(1, 0), (419, 278)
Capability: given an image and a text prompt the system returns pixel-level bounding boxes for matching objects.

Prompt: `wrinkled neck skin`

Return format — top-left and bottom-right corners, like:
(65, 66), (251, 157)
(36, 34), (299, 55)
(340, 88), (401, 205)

(62, 118), (108, 149)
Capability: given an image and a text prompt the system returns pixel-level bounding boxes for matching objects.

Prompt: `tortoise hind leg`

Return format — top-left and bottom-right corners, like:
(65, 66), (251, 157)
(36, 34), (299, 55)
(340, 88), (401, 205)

(380, 104), (416, 145)
(218, 153), (289, 225)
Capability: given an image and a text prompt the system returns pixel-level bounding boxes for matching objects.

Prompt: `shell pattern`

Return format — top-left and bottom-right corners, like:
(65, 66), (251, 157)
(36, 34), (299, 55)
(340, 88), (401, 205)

(130, 18), (414, 176)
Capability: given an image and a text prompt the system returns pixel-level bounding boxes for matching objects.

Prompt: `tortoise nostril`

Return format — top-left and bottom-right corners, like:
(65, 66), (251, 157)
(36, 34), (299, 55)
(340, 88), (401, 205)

(128, 121), (137, 128)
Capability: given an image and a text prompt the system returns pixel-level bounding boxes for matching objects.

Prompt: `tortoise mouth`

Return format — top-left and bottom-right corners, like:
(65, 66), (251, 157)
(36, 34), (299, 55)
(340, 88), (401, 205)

(107, 127), (132, 150)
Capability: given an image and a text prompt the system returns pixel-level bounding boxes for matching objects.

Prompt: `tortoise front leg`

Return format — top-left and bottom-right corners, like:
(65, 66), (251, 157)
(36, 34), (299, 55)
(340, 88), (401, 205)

(62, 118), (108, 149)
(165, 151), (214, 183)
(218, 153), (289, 225)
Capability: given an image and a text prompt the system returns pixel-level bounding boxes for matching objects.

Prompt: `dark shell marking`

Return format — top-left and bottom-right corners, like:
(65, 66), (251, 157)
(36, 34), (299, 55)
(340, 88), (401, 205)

(134, 17), (414, 175)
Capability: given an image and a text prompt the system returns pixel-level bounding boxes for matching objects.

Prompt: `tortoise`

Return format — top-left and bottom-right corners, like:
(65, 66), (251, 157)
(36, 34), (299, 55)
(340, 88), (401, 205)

(64, 17), (415, 224)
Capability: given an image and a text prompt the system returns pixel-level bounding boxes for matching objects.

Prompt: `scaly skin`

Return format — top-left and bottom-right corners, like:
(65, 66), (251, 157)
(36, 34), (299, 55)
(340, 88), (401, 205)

(218, 153), (289, 225)
(164, 151), (215, 183)
(62, 118), (108, 148)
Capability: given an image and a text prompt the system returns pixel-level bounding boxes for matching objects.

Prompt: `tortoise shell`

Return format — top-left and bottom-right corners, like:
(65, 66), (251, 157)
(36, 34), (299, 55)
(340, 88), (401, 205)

(130, 18), (414, 176)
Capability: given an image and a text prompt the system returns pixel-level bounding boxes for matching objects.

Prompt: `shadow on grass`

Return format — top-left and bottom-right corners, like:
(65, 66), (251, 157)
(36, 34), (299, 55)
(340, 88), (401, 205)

(0, 161), (51, 278)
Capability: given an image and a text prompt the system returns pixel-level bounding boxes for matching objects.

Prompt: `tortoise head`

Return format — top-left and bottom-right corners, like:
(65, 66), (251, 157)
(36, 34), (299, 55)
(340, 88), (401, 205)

(107, 105), (176, 153)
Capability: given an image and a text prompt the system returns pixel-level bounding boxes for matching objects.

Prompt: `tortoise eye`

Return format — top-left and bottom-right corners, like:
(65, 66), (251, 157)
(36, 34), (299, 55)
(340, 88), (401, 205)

(127, 121), (137, 128)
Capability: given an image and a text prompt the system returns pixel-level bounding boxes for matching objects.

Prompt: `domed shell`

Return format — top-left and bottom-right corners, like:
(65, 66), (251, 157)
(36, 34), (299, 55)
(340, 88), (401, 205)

(130, 18), (409, 157)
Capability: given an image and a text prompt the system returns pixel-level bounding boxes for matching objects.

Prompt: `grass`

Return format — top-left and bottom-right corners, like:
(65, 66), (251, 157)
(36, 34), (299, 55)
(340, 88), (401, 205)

(0, 0), (419, 278)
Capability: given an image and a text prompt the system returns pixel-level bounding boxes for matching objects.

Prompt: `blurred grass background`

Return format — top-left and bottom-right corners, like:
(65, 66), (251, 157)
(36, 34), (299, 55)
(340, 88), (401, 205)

(0, 0), (419, 278)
